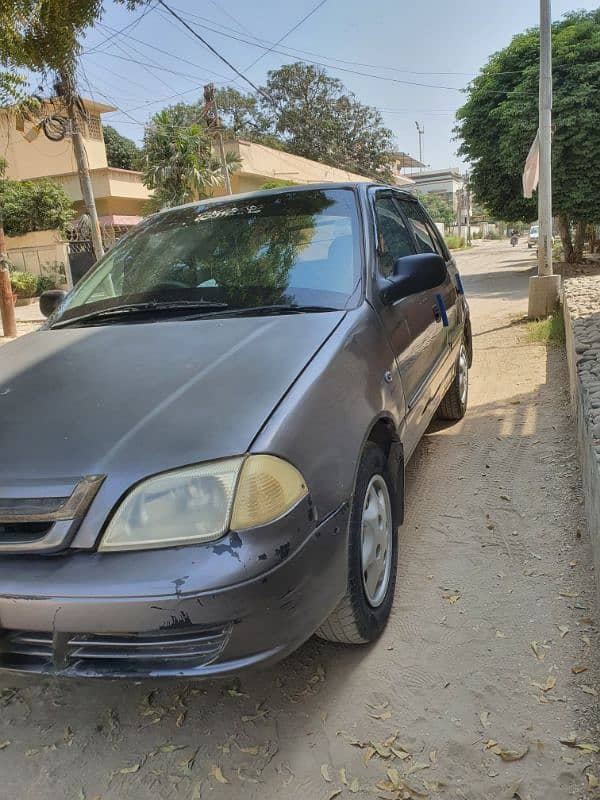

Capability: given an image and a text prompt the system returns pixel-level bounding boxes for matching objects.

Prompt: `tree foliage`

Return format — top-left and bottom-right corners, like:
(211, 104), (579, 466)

(416, 191), (455, 225)
(456, 10), (600, 231)
(141, 105), (240, 209)
(0, 176), (74, 236)
(215, 63), (395, 181)
(103, 124), (141, 170)
(0, 0), (143, 74)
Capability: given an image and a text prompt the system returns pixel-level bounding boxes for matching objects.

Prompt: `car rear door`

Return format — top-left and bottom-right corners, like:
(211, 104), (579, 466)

(370, 189), (443, 412)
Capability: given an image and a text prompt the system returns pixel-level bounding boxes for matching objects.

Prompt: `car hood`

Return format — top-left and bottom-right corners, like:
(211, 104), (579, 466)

(0, 313), (345, 485)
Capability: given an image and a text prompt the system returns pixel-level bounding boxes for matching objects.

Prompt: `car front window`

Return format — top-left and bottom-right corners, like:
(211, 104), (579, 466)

(55, 188), (362, 324)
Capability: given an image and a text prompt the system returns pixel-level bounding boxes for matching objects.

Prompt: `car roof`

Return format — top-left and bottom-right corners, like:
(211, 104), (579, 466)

(152, 182), (418, 217)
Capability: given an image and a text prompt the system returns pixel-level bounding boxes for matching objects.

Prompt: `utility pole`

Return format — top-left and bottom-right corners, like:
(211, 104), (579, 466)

(204, 84), (232, 195)
(465, 174), (472, 246)
(528, 0), (561, 318)
(415, 121), (424, 172)
(0, 159), (16, 337)
(57, 71), (104, 262)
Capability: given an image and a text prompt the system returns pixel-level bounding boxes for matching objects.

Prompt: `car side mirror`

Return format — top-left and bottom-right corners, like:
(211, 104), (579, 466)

(39, 289), (68, 318)
(380, 253), (447, 305)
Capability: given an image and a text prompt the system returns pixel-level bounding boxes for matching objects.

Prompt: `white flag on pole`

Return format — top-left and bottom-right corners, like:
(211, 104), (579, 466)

(522, 131), (540, 198)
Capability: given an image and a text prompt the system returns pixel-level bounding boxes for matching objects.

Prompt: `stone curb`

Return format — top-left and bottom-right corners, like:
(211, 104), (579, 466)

(563, 275), (600, 602)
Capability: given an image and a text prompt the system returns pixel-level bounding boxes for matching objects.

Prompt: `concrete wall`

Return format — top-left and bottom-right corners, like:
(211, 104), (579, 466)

(563, 276), (600, 601)
(5, 230), (69, 279)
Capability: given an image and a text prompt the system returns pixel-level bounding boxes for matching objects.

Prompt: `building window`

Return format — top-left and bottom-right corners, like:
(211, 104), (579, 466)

(85, 114), (103, 140)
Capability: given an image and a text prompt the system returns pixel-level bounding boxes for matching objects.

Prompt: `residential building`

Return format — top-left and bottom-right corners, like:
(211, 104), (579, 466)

(216, 140), (414, 196)
(410, 168), (467, 216)
(0, 97), (150, 234)
(390, 152), (427, 182)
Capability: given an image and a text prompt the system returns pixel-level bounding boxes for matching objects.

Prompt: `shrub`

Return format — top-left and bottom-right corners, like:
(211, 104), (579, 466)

(10, 270), (37, 298)
(445, 234), (467, 250)
(36, 261), (67, 294)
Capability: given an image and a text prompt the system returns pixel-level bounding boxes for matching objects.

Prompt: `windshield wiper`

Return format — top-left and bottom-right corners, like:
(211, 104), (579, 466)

(51, 300), (229, 328)
(209, 304), (340, 318)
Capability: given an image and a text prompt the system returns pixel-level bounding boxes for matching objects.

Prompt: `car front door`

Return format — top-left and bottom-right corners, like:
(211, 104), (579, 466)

(396, 196), (459, 387)
(371, 190), (444, 418)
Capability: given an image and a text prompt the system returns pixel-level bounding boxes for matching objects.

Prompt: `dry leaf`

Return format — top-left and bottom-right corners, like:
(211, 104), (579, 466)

(558, 625), (570, 638)
(579, 616), (593, 625)
(210, 765), (228, 784)
(429, 750), (438, 764)
(442, 592), (461, 603)
(325, 791), (342, 800)
(321, 764), (332, 783)
(405, 762), (430, 776)
(569, 560), (578, 567)
(348, 777), (360, 793)
(238, 745), (260, 755)
(581, 686), (598, 696)
(339, 767), (348, 785)
(572, 665), (589, 674)
(530, 641), (545, 661)
(363, 746), (376, 764)
(118, 763), (141, 775)
(176, 711), (186, 728)
(575, 742), (600, 754)
(532, 675), (556, 693)
(496, 630), (507, 638)
(496, 746), (529, 762)
(583, 635), (591, 646)
(369, 710), (392, 721)
(587, 773), (600, 789)
(0, 741), (10, 750)
(500, 494), (511, 501)
(559, 590), (579, 598)
(484, 739), (498, 750)
(373, 743), (393, 759)
(390, 747), (410, 760)
(480, 711), (491, 728)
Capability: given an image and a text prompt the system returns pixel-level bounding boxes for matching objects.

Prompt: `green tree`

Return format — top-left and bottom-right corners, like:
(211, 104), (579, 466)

(0, 177), (74, 236)
(0, 0), (143, 74)
(214, 87), (281, 148)
(456, 10), (600, 262)
(416, 191), (455, 225)
(141, 105), (240, 209)
(103, 125), (141, 170)
(263, 63), (395, 181)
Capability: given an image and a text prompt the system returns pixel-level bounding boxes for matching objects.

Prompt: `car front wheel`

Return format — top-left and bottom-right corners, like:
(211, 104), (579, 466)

(316, 443), (398, 644)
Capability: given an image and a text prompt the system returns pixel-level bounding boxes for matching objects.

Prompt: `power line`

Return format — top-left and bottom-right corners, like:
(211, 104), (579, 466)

(85, 3), (156, 54)
(171, 5), (525, 79)
(245, 0), (329, 71)
(154, 0), (273, 101)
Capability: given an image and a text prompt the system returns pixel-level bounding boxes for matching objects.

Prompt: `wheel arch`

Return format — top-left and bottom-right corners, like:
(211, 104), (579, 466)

(362, 415), (405, 525)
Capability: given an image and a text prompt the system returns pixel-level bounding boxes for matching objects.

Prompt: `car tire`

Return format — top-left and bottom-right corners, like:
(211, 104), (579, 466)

(437, 343), (469, 421)
(316, 443), (398, 645)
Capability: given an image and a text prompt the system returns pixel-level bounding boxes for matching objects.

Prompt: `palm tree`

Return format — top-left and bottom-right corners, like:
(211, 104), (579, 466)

(142, 108), (241, 211)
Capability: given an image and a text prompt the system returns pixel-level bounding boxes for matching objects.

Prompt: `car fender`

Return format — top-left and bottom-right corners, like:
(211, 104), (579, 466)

(249, 304), (406, 523)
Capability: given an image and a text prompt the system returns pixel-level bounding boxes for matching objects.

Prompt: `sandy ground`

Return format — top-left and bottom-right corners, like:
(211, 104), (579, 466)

(0, 241), (598, 800)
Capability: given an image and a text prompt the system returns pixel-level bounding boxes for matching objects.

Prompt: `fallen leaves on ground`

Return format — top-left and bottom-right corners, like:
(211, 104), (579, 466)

(321, 764), (332, 783)
(581, 685), (598, 696)
(324, 790), (343, 800)
(488, 745), (529, 762)
(480, 711), (491, 728)
(0, 741), (10, 750)
(559, 734), (600, 753)
(531, 675), (556, 693)
(530, 641), (545, 661)
(558, 590), (579, 599)
(442, 592), (461, 603)
(557, 625), (570, 638)
(376, 768), (429, 799)
(586, 773), (599, 789)
(571, 665), (589, 675)
(210, 765), (229, 784)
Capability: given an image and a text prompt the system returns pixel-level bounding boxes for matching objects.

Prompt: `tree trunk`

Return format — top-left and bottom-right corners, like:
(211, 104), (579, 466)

(558, 212), (575, 263)
(0, 221), (17, 338)
(574, 220), (587, 263)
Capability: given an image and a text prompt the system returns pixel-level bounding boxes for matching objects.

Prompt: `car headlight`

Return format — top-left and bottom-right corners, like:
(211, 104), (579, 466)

(99, 455), (308, 552)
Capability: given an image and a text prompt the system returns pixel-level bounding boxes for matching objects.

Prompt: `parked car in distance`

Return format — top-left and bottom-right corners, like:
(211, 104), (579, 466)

(528, 224), (539, 248)
(0, 183), (472, 678)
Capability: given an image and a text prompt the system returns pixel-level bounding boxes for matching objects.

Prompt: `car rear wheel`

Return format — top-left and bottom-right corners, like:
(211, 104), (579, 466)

(437, 343), (469, 421)
(316, 443), (398, 644)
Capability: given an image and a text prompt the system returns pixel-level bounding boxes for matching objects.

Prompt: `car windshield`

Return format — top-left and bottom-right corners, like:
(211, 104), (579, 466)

(530, 226), (539, 234)
(55, 188), (362, 324)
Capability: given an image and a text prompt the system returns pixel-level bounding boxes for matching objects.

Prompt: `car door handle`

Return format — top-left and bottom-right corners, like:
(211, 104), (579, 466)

(432, 305), (442, 322)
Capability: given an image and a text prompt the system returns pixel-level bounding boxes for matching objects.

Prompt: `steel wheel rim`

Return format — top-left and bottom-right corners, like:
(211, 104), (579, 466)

(458, 347), (468, 406)
(360, 475), (393, 607)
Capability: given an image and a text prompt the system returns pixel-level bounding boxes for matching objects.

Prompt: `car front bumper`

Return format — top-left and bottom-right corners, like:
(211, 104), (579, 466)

(0, 501), (349, 678)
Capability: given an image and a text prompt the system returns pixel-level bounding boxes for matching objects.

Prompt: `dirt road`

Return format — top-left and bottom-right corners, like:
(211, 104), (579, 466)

(1, 241), (598, 800)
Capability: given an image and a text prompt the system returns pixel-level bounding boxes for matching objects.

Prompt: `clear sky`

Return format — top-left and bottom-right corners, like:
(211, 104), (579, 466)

(77, 0), (600, 170)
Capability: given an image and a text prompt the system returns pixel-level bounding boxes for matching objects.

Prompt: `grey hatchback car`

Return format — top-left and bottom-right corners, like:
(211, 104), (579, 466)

(0, 183), (471, 678)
